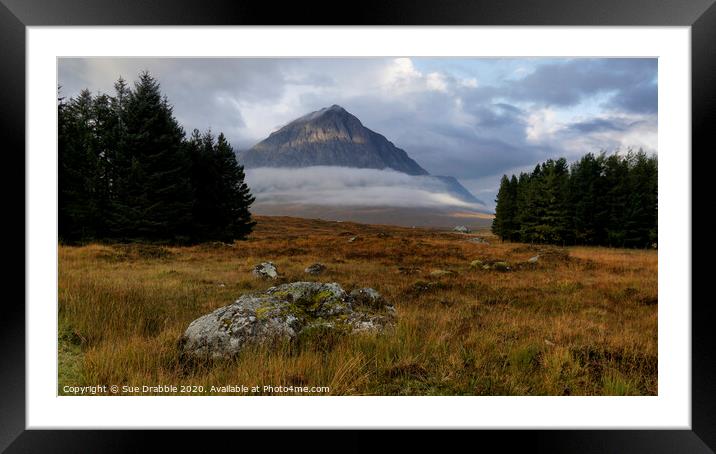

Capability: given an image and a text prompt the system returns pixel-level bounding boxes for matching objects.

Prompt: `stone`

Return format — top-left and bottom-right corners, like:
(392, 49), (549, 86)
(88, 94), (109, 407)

(467, 237), (489, 244)
(470, 259), (484, 268)
(430, 269), (454, 277)
(179, 282), (395, 359)
(348, 236), (357, 243)
(252, 262), (278, 279)
(304, 263), (326, 275)
(453, 225), (471, 233)
(528, 255), (539, 264)
(492, 262), (511, 272)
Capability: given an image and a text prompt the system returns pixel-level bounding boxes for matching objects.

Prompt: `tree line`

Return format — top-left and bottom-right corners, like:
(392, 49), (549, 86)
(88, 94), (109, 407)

(491, 151), (657, 248)
(59, 71), (255, 244)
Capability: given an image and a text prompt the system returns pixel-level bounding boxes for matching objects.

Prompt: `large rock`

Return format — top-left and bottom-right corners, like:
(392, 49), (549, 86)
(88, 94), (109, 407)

(179, 282), (395, 359)
(453, 225), (471, 233)
(253, 262), (278, 279)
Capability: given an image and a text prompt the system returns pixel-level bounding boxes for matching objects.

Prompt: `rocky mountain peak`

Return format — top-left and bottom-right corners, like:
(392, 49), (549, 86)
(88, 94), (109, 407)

(238, 105), (429, 176)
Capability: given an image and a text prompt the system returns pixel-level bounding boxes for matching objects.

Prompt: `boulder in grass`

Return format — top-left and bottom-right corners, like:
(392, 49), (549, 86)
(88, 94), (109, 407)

(492, 262), (511, 272)
(179, 282), (395, 360)
(453, 225), (471, 233)
(304, 263), (326, 275)
(252, 262), (278, 279)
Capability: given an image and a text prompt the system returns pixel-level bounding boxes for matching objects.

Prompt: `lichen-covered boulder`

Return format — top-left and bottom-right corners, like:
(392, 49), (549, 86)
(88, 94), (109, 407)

(304, 263), (326, 275)
(179, 282), (395, 359)
(453, 225), (471, 233)
(253, 262), (278, 279)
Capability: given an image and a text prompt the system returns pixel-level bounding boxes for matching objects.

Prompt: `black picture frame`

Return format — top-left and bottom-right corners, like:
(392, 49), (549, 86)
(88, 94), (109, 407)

(3, 0), (713, 451)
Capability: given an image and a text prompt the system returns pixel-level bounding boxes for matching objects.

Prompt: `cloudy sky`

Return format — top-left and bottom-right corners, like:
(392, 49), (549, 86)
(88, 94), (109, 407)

(58, 57), (657, 209)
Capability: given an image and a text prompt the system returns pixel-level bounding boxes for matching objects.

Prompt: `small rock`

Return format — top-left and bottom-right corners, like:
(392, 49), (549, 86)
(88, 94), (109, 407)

(252, 262), (278, 279)
(410, 280), (436, 294)
(398, 266), (421, 275)
(545, 339), (555, 346)
(470, 259), (484, 268)
(348, 236), (357, 243)
(350, 288), (395, 313)
(492, 262), (511, 272)
(430, 269), (454, 277)
(453, 225), (471, 234)
(304, 263), (326, 275)
(218, 283), (226, 288)
(528, 255), (539, 264)
(467, 237), (489, 244)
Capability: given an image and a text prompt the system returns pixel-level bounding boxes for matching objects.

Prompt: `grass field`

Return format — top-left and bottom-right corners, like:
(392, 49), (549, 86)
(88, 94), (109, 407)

(58, 215), (657, 396)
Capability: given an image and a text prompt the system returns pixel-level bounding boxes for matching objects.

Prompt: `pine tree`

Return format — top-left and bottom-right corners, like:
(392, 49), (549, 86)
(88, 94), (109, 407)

(113, 71), (193, 241)
(570, 153), (604, 245)
(492, 175), (519, 241)
(214, 132), (256, 241)
(58, 89), (104, 241)
(492, 151), (656, 248)
(623, 150), (658, 247)
(538, 158), (571, 244)
(492, 175), (510, 240)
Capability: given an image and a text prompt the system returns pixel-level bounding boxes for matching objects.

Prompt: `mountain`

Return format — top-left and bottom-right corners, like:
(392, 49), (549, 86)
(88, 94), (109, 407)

(238, 105), (486, 208)
(433, 176), (484, 205)
(238, 105), (429, 176)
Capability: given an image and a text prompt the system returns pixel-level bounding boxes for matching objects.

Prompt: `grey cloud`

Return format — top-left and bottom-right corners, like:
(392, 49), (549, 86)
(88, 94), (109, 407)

(505, 58), (657, 108)
(608, 80), (657, 114)
(569, 118), (629, 133)
(59, 57), (288, 144)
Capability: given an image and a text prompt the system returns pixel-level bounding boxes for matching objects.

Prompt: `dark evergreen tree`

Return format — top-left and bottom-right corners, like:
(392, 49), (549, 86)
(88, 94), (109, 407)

(623, 150), (658, 247)
(570, 153), (604, 245)
(112, 71), (193, 241)
(492, 175), (518, 241)
(58, 71), (257, 244)
(58, 89), (104, 241)
(213, 132), (256, 241)
(538, 158), (571, 244)
(492, 151), (657, 248)
(518, 166), (544, 243)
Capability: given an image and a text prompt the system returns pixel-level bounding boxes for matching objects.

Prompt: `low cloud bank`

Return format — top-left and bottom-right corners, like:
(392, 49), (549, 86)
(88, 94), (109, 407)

(245, 166), (489, 211)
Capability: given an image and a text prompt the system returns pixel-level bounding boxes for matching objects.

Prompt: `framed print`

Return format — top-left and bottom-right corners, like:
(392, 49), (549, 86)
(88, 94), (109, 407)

(4, 0), (714, 451)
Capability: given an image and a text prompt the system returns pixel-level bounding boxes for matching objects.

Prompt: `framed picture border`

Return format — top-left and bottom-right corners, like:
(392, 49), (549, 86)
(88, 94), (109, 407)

(3, 0), (713, 451)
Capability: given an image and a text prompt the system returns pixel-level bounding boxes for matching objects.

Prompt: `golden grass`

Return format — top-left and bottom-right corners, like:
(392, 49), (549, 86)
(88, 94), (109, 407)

(58, 215), (657, 396)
